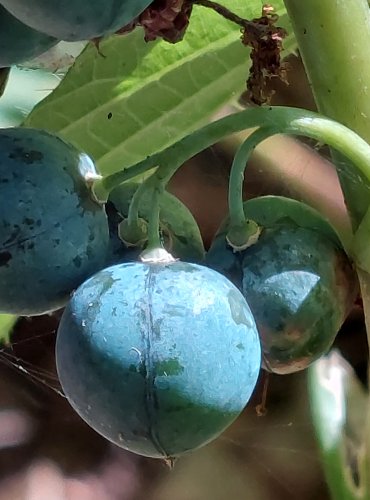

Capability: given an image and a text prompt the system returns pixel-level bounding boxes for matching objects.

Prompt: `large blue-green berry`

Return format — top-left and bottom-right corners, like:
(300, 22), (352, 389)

(205, 229), (244, 287)
(56, 259), (261, 459)
(0, 0), (153, 41)
(0, 127), (109, 316)
(206, 197), (358, 375)
(240, 226), (357, 374)
(0, 6), (58, 68)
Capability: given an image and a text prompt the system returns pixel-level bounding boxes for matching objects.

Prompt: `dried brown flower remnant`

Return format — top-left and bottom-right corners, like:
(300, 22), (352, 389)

(116, 0), (193, 43)
(242, 5), (288, 105)
(114, 1), (287, 102)
(190, 1), (287, 104)
(139, 0), (193, 43)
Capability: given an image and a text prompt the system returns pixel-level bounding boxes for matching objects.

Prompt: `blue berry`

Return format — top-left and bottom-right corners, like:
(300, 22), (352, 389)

(0, 6), (58, 68)
(56, 260), (261, 458)
(0, 127), (109, 315)
(1, 0), (153, 41)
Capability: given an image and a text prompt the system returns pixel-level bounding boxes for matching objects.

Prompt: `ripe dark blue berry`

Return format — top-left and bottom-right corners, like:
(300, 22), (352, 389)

(0, 6), (58, 68)
(0, 127), (109, 315)
(0, 0), (153, 41)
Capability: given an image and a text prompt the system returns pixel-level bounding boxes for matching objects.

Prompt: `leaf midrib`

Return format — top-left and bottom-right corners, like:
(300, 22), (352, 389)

(97, 31), (296, 168)
(97, 62), (248, 169)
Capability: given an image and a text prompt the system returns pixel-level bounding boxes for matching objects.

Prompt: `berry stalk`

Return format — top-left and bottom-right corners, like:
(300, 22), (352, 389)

(283, 0), (370, 494)
(94, 107), (370, 239)
(94, 105), (370, 259)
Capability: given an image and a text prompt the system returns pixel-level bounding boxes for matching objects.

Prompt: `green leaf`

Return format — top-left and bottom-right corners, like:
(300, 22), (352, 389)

(308, 351), (367, 499)
(0, 314), (17, 344)
(25, 1), (295, 176)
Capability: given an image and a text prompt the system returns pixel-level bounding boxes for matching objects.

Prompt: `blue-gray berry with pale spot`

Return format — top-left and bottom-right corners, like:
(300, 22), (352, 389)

(56, 260), (261, 459)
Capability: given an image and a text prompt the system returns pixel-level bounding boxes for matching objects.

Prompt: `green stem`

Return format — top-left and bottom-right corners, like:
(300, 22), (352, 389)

(308, 355), (363, 500)
(283, 0), (370, 233)
(282, 3), (370, 497)
(225, 126), (278, 249)
(94, 107), (370, 234)
(126, 173), (163, 250)
(94, 105), (370, 255)
(124, 173), (164, 249)
(228, 126), (278, 227)
(146, 183), (163, 250)
(127, 180), (150, 228)
(93, 157), (159, 202)
(283, 0), (370, 139)
(118, 181), (150, 246)
(220, 111), (370, 252)
(352, 208), (370, 272)
(353, 269), (370, 499)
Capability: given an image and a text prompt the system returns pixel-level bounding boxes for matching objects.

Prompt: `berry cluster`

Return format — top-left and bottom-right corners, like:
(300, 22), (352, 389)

(0, 127), (357, 461)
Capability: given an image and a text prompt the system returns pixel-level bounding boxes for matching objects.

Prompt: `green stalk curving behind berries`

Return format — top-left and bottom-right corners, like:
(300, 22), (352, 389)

(283, 0), (370, 497)
(94, 106), (370, 214)
(94, 106), (370, 262)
